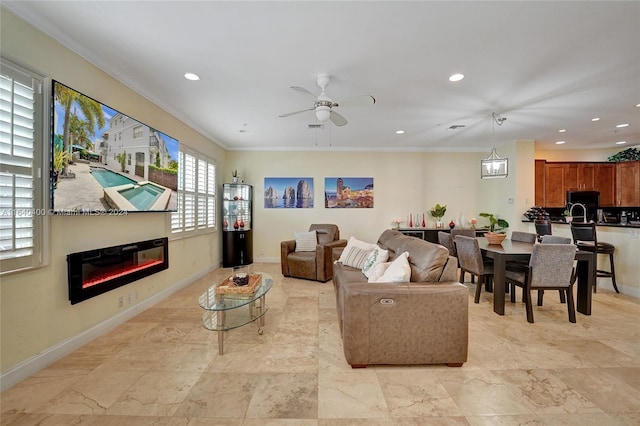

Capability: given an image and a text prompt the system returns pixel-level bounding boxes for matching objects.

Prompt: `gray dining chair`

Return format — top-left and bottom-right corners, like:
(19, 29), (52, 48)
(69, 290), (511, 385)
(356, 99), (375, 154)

(506, 231), (538, 297)
(541, 235), (572, 244)
(455, 235), (494, 303)
(511, 231), (537, 244)
(450, 229), (478, 283)
(437, 231), (455, 257)
(504, 244), (577, 323)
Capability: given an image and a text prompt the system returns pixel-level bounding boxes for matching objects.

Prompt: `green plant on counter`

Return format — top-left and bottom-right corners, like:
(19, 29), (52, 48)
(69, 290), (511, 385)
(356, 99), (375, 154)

(429, 203), (447, 219)
(479, 212), (509, 233)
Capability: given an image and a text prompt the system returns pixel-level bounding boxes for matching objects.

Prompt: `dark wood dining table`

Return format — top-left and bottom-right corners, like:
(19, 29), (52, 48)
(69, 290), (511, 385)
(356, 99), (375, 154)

(477, 237), (596, 316)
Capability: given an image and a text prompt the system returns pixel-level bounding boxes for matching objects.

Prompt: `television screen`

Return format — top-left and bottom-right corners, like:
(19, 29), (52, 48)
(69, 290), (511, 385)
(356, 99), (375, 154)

(51, 80), (179, 214)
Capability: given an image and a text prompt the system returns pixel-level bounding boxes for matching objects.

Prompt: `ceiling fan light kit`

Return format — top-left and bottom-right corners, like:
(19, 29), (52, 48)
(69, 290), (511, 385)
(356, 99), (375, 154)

(279, 73), (374, 127)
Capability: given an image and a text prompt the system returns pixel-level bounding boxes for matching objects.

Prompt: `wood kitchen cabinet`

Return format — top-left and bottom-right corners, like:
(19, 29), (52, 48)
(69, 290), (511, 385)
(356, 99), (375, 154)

(537, 161), (618, 208)
(616, 161), (640, 207)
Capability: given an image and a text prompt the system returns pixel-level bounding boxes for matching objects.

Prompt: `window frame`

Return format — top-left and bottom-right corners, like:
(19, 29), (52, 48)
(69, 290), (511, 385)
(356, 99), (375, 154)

(170, 145), (216, 239)
(0, 57), (49, 275)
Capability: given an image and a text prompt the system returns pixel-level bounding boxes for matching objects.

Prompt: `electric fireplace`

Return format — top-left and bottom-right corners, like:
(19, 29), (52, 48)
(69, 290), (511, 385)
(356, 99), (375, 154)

(67, 238), (168, 304)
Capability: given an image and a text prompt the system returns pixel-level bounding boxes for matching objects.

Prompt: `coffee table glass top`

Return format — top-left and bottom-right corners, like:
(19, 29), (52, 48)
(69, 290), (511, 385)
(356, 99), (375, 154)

(199, 272), (273, 311)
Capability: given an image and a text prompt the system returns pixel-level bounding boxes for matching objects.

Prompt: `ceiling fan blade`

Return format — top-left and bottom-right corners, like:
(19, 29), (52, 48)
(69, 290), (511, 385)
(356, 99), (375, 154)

(335, 94), (376, 108)
(290, 85), (317, 99)
(330, 111), (348, 127)
(278, 108), (314, 118)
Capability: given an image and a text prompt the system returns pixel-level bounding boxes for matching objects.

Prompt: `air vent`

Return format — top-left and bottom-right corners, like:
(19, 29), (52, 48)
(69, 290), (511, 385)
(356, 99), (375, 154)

(308, 124), (324, 129)
(448, 124), (466, 130)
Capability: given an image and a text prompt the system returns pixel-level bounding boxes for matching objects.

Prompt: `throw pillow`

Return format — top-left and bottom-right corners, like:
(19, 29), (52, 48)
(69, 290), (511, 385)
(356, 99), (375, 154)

(294, 230), (317, 252)
(337, 236), (377, 263)
(370, 252), (411, 283)
(341, 245), (373, 269)
(367, 261), (392, 283)
(362, 246), (390, 278)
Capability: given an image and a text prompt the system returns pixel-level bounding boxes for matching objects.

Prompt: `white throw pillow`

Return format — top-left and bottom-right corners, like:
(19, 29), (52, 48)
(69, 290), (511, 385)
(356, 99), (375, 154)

(337, 236), (377, 263)
(294, 230), (317, 252)
(367, 261), (392, 283)
(370, 252), (411, 283)
(341, 245), (373, 269)
(362, 246), (390, 278)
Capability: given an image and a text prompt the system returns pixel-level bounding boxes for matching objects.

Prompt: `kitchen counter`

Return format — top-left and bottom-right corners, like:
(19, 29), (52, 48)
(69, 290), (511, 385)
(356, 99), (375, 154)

(521, 219), (640, 229)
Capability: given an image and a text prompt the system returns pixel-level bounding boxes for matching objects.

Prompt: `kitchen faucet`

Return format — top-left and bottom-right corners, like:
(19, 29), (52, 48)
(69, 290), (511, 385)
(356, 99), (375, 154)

(569, 203), (587, 223)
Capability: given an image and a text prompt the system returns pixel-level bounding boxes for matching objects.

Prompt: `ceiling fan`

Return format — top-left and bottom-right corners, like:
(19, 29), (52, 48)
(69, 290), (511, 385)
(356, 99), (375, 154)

(279, 74), (375, 127)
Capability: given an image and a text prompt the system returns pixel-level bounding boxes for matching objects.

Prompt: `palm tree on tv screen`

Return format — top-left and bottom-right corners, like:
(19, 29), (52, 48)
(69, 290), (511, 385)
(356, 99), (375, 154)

(54, 83), (105, 175)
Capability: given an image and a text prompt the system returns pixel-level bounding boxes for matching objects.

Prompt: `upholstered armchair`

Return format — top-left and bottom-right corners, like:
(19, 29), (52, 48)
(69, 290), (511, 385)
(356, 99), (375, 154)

(281, 224), (347, 282)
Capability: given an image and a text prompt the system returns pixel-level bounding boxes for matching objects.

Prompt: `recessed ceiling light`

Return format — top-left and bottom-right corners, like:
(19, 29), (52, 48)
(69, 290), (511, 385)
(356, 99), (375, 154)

(591, 117), (600, 122)
(395, 130), (405, 134)
(636, 103), (640, 107)
(184, 72), (200, 81)
(449, 73), (464, 82)
(616, 123), (630, 128)
(559, 129), (566, 133)
(555, 141), (566, 145)
(616, 141), (627, 145)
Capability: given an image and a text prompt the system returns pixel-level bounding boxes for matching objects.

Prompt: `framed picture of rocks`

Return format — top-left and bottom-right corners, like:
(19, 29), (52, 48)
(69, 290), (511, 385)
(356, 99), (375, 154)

(264, 177), (314, 208)
(324, 177), (374, 208)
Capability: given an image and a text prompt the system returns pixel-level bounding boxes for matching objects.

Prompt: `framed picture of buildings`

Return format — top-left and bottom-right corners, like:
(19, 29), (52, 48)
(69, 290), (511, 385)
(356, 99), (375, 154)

(324, 177), (374, 208)
(264, 177), (314, 208)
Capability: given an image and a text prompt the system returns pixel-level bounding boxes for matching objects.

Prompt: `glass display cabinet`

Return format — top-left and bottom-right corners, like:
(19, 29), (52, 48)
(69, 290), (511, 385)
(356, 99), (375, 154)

(222, 183), (253, 267)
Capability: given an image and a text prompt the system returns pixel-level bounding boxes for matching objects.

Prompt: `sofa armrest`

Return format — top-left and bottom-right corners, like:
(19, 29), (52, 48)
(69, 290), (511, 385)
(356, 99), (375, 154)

(332, 246), (345, 262)
(280, 239), (296, 276)
(316, 239), (348, 282)
(340, 281), (468, 366)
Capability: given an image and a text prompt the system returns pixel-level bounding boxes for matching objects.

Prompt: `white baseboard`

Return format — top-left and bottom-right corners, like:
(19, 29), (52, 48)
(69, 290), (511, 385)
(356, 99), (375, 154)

(0, 265), (217, 392)
(254, 256), (279, 263)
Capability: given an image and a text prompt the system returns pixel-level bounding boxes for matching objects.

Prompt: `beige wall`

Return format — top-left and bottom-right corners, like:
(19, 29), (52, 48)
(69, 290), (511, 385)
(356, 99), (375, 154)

(226, 145), (530, 263)
(1, 9), (227, 375)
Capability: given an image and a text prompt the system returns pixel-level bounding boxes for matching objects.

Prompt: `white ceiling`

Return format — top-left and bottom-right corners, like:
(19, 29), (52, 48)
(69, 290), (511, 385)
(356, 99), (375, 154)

(4, 1), (640, 152)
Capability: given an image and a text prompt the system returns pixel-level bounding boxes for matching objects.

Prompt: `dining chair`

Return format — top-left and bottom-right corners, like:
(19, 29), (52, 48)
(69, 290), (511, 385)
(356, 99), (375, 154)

(511, 231), (537, 244)
(536, 235), (574, 305)
(437, 231), (455, 256)
(455, 235), (494, 303)
(570, 222), (618, 293)
(534, 219), (552, 242)
(504, 243), (577, 323)
(450, 229), (478, 283)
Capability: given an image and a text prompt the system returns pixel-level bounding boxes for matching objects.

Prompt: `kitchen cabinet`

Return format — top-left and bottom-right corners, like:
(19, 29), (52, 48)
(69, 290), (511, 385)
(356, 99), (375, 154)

(538, 161), (619, 208)
(616, 161), (640, 207)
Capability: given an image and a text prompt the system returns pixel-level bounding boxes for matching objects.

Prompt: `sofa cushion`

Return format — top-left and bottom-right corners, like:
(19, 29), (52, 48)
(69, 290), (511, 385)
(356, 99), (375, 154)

(294, 230), (317, 252)
(369, 252), (410, 283)
(366, 261), (392, 282)
(362, 246), (389, 278)
(399, 237), (449, 282)
(341, 245), (372, 270)
(337, 236), (377, 263)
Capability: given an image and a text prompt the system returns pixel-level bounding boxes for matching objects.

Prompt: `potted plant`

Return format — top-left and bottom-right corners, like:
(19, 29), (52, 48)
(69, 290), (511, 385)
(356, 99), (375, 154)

(479, 212), (509, 244)
(563, 209), (573, 223)
(429, 203), (447, 229)
(232, 169), (239, 183)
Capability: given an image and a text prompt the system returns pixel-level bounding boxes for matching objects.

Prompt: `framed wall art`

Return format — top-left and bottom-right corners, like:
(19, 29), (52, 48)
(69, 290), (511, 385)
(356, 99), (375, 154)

(324, 177), (374, 208)
(264, 177), (314, 208)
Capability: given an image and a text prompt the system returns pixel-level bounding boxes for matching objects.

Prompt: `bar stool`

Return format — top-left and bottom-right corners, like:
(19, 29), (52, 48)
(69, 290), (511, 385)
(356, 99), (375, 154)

(534, 219), (552, 242)
(570, 222), (619, 293)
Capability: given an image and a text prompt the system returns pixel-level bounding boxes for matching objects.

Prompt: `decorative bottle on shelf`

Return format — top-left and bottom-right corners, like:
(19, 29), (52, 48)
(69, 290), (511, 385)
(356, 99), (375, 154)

(459, 213), (466, 229)
(223, 219), (228, 229)
(421, 213), (426, 228)
(239, 218), (245, 229)
(233, 217), (239, 230)
(449, 220), (455, 229)
(408, 213), (413, 228)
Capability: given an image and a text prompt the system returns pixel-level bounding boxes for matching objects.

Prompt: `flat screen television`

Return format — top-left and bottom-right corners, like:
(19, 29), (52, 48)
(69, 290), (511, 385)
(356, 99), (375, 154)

(51, 80), (179, 214)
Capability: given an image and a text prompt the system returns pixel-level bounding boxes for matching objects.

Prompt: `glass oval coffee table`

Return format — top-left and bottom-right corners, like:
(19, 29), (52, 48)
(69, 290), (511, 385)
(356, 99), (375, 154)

(198, 272), (273, 355)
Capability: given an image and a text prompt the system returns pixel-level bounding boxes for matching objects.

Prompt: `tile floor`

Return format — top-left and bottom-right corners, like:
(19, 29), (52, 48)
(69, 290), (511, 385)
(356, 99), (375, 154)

(2, 263), (639, 425)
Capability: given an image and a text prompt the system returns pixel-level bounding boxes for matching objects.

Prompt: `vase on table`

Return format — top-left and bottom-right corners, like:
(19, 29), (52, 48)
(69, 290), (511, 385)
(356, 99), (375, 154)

(408, 213), (413, 228)
(449, 220), (455, 229)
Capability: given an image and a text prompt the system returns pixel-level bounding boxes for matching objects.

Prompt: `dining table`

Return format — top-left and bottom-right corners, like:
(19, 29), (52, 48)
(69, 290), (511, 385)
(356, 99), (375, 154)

(476, 237), (596, 316)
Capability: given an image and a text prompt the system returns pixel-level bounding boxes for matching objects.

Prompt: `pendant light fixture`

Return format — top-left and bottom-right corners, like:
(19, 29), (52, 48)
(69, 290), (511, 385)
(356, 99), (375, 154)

(481, 112), (508, 179)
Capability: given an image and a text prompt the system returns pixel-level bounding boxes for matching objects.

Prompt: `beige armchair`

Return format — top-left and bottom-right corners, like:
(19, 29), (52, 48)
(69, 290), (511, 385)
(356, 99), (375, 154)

(281, 224), (347, 282)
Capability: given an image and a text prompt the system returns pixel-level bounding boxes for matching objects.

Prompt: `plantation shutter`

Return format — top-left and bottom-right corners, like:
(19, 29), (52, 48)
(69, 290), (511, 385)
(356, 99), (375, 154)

(0, 58), (45, 273)
(171, 147), (215, 237)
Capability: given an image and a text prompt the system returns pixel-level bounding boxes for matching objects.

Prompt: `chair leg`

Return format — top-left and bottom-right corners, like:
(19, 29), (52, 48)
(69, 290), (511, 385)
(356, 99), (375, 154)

(566, 287), (576, 323)
(459, 269), (465, 283)
(471, 274), (475, 284)
(537, 290), (544, 306)
(524, 289), (534, 323)
(559, 290), (566, 303)
(510, 283), (516, 303)
(609, 253), (619, 293)
(474, 276), (483, 304)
